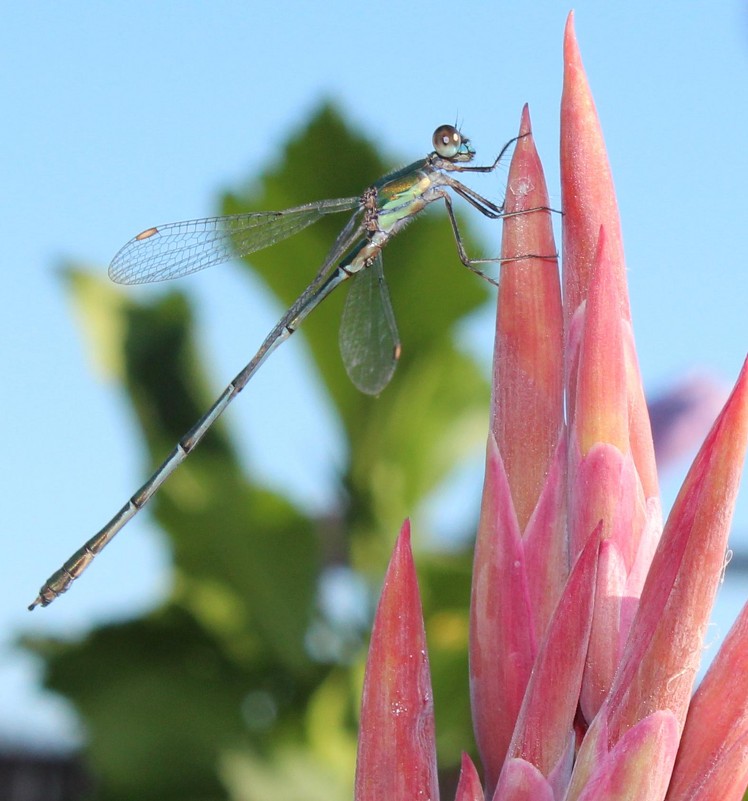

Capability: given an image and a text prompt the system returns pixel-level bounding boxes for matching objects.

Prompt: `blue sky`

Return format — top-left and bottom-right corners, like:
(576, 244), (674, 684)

(3, 2), (748, 748)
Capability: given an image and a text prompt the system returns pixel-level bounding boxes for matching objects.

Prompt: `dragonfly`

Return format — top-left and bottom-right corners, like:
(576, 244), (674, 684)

(30, 124), (547, 610)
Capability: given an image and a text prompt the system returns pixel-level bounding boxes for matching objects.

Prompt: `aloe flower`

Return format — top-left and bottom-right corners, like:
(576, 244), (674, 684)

(354, 13), (748, 801)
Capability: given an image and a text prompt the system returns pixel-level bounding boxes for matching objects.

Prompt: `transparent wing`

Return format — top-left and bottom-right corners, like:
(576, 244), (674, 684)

(108, 196), (362, 285)
(339, 253), (401, 395)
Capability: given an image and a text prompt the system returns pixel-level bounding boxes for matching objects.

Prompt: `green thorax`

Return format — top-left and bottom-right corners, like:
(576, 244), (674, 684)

(372, 158), (439, 229)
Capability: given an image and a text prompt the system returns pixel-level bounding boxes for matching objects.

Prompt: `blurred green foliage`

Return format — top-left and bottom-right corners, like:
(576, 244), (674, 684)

(25, 103), (502, 801)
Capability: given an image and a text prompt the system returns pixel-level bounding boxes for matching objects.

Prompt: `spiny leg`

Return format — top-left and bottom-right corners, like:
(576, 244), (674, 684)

(455, 133), (525, 175)
(440, 193), (557, 287)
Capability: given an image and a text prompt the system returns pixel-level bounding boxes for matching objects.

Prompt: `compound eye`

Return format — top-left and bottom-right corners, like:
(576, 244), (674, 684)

(432, 124), (462, 158)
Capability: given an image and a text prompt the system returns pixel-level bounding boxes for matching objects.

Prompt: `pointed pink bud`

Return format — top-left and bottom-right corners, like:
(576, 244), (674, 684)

(608, 358), (748, 744)
(501, 523), (600, 794)
(454, 753), (483, 801)
(470, 436), (536, 795)
(494, 103), (563, 532)
(571, 711), (679, 801)
(493, 760), (555, 801)
(561, 11), (658, 502)
(560, 11), (628, 326)
(562, 12), (664, 720)
(354, 520), (438, 801)
(666, 601), (748, 801)
(470, 106), (566, 795)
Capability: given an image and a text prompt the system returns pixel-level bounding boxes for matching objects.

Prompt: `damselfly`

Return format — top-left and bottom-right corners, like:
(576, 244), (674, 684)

(30, 124), (548, 609)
